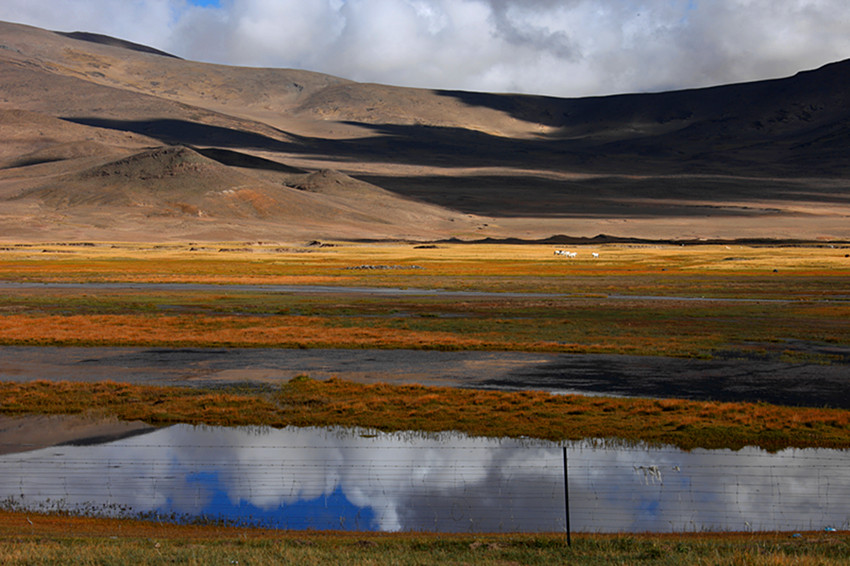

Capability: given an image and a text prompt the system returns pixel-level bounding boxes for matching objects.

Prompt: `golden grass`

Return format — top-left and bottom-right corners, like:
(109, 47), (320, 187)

(2, 378), (848, 451)
(0, 297), (845, 357)
(2, 509), (847, 566)
(2, 241), (849, 284)
(0, 313), (495, 349)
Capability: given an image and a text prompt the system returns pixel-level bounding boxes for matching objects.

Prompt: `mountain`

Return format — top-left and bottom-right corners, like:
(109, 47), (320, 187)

(1, 20), (848, 242)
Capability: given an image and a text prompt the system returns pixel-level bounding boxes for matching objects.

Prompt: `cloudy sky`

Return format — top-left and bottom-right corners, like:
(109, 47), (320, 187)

(1, 0), (849, 97)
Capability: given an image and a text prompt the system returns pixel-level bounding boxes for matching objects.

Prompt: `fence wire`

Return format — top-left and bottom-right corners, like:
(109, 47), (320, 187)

(1, 434), (848, 533)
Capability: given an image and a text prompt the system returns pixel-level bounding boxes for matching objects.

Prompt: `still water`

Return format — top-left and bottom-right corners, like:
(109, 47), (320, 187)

(1, 425), (848, 533)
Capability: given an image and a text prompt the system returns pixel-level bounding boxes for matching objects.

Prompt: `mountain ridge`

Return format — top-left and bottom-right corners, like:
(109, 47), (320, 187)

(0, 20), (848, 242)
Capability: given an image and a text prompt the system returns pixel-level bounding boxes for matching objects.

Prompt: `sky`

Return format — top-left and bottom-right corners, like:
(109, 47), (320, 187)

(1, 0), (849, 97)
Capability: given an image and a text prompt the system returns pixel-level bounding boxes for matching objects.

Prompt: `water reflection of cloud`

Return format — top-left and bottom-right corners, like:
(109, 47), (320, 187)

(0, 425), (848, 533)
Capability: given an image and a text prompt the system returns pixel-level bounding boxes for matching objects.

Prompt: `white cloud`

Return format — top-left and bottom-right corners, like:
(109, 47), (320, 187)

(1, 0), (848, 96)
(0, 0), (181, 51)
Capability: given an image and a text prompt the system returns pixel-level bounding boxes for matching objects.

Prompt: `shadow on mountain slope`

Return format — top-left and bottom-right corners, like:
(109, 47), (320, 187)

(65, 118), (296, 153)
(57, 116), (736, 175)
(63, 115), (850, 218)
(65, 110), (850, 177)
(56, 31), (181, 59)
(194, 148), (307, 174)
(436, 59), (850, 136)
(356, 174), (850, 217)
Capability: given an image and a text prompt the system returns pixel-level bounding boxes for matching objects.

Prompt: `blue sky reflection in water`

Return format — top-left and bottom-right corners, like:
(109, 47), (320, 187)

(0, 424), (848, 533)
(179, 471), (375, 530)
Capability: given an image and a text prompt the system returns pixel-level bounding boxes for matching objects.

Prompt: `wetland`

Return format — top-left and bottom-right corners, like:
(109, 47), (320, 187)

(0, 241), (849, 537)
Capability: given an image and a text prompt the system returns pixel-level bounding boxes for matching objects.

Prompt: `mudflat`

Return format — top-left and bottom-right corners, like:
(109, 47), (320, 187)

(2, 346), (848, 409)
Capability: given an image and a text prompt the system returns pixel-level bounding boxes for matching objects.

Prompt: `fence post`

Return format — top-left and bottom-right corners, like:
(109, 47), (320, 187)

(563, 446), (571, 546)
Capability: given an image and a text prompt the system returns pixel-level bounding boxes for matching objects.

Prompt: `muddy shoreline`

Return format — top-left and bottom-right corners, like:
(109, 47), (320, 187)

(1, 346), (848, 409)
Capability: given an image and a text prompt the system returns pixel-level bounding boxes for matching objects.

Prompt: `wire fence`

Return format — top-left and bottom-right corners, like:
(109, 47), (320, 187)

(1, 428), (849, 533)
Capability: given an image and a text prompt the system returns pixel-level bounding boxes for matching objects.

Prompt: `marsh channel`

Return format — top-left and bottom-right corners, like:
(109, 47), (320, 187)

(1, 345), (849, 408)
(1, 280), (849, 408)
(2, 282), (850, 532)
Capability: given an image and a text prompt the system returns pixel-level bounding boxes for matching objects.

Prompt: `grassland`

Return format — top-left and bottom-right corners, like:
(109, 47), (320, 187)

(1, 509), (847, 565)
(0, 241), (848, 450)
(3, 241), (849, 291)
(0, 241), (848, 359)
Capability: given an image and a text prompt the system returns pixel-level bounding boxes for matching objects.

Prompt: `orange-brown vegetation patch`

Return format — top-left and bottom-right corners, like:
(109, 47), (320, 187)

(0, 314), (492, 349)
(0, 311), (737, 354)
(0, 509), (287, 540)
(1, 379), (848, 451)
(278, 378), (850, 451)
(0, 259), (345, 285)
(0, 380), (282, 427)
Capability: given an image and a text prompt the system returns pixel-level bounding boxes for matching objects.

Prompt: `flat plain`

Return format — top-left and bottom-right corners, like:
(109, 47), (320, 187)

(0, 241), (848, 452)
(1, 241), (847, 358)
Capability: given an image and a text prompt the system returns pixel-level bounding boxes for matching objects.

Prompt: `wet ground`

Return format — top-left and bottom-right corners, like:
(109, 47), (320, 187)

(482, 349), (850, 408)
(1, 345), (848, 408)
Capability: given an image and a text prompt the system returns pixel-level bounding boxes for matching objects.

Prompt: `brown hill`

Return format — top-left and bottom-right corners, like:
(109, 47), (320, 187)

(10, 144), (466, 240)
(0, 20), (848, 241)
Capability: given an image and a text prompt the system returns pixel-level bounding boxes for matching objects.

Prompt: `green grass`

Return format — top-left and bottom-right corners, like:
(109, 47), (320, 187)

(1, 505), (849, 564)
(1, 524), (848, 565)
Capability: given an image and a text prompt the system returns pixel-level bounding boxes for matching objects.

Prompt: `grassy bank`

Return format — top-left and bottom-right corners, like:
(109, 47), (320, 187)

(2, 378), (849, 451)
(0, 510), (848, 565)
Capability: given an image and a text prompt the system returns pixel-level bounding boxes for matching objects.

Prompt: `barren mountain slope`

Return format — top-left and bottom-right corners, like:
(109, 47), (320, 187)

(0, 20), (848, 241)
(20, 145), (467, 227)
(0, 22), (482, 241)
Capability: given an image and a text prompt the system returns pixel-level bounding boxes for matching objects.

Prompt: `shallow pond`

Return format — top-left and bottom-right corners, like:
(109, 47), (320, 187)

(1, 424), (848, 533)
